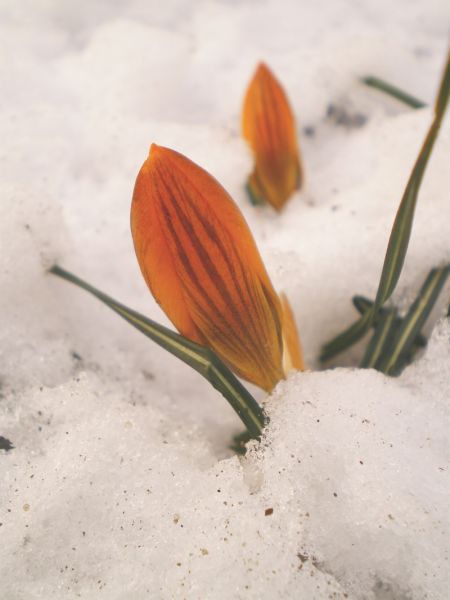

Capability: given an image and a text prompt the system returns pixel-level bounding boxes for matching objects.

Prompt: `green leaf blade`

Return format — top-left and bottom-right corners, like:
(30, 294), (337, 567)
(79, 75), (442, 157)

(49, 265), (266, 438)
(380, 265), (450, 376)
(373, 51), (450, 312)
(362, 76), (426, 109)
(320, 51), (450, 363)
(360, 307), (398, 369)
(352, 296), (374, 316)
(320, 310), (373, 363)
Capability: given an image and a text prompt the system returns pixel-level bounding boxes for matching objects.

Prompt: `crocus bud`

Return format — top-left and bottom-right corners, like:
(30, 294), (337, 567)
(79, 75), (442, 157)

(131, 144), (289, 391)
(242, 62), (302, 211)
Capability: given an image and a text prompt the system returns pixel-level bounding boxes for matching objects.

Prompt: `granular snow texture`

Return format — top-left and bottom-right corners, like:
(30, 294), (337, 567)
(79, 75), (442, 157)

(1, 1), (449, 598)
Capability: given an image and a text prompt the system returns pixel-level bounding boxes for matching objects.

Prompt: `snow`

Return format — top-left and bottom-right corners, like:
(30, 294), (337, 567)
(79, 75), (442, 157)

(1, 0), (449, 598)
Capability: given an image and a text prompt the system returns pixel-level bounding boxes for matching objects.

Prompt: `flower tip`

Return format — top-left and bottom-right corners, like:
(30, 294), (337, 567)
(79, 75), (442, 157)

(143, 144), (172, 174)
(255, 61), (270, 77)
(148, 142), (164, 159)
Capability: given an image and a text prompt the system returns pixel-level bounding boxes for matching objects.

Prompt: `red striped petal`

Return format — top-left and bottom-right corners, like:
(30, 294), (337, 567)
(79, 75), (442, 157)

(131, 144), (285, 391)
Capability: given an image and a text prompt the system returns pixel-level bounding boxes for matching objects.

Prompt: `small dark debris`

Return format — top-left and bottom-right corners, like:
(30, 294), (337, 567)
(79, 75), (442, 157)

(326, 103), (335, 118)
(414, 46), (431, 58)
(326, 103), (368, 129)
(71, 351), (82, 361)
(264, 508), (274, 516)
(142, 370), (155, 381)
(333, 492), (338, 498)
(297, 552), (308, 563)
(0, 436), (14, 451)
(303, 126), (315, 137)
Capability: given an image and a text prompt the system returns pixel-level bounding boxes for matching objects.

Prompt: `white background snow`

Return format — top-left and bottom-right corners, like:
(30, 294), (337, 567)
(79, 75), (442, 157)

(1, 0), (449, 598)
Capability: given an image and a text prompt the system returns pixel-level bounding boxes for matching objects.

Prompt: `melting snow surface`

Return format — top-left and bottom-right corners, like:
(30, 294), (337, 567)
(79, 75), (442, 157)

(1, 0), (449, 598)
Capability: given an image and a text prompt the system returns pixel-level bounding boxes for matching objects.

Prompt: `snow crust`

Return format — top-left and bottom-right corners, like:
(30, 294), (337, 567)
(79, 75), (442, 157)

(1, 1), (449, 598)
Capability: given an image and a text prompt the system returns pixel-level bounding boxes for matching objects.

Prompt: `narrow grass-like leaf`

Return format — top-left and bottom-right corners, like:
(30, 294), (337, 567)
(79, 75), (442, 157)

(49, 265), (266, 438)
(362, 76), (426, 109)
(379, 265), (450, 376)
(352, 295), (373, 316)
(320, 311), (372, 362)
(372, 52), (449, 312)
(353, 295), (426, 347)
(321, 51), (450, 363)
(360, 307), (397, 369)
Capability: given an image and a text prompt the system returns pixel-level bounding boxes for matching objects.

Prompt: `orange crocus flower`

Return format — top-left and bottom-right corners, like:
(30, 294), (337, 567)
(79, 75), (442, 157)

(242, 62), (302, 211)
(131, 144), (303, 392)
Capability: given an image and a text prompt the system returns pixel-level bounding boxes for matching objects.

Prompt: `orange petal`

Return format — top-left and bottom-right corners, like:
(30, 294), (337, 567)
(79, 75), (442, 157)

(242, 62), (302, 211)
(280, 293), (305, 373)
(131, 144), (285, 392)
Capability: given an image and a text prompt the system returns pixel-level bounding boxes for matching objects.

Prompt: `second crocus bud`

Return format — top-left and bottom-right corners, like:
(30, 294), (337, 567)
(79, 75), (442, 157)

(242, 62), (303, 211)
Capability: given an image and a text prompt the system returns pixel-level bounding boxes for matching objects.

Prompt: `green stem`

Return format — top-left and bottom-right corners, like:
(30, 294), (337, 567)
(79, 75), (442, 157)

(362, 76), (426, 109)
